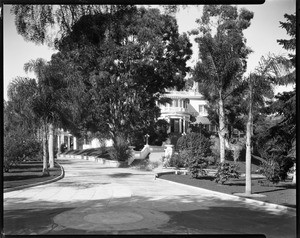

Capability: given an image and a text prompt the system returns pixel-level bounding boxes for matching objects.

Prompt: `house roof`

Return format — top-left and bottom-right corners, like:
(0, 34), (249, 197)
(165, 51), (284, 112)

(186, 104), (198, 116)
(192, 116), (211, 125)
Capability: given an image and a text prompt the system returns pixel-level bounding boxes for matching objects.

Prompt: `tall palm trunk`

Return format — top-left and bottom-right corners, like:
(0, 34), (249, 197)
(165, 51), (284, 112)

(245, 79), (253, 195)
(219, 93), (226, 163)
(42, 124), (49, 176)
(48, 123), (54, 168)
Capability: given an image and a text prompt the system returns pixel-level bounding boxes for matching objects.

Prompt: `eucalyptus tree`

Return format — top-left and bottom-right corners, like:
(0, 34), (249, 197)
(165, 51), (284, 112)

(11, 5), (136, 47)
(51, 6), (192, 160)
(193, 5), (254, 162)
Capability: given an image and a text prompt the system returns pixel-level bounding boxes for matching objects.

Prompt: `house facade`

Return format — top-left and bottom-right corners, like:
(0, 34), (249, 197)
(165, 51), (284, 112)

(158, 82), (217, 134)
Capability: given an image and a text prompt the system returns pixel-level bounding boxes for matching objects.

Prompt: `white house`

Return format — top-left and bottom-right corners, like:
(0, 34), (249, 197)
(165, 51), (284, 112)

(158, 82), (217, 134)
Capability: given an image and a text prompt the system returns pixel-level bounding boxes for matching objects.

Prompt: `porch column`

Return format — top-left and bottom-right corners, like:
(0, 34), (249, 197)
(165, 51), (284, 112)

(73, 137), (77, 150)
(60, 131), (64, 146)
(57, 134), (61, 153)
(179, 118), (182, 133)
(183, 118), (186, 133)
(167, 117), (171, 133)
(67, 135), (71, 150)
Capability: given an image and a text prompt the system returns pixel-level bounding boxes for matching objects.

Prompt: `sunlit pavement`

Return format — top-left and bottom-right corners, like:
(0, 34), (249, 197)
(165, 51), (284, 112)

(4, 158), (296, 236)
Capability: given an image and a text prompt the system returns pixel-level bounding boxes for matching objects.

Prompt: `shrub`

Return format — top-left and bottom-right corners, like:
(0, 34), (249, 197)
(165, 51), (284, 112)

(60, 143), (67, 153)
(225, 150), (234, 161)
(131, 158), (159, 171)
(188, 156), (209, 178)
(261, 158), (280, 184)
(169, 152), (188, 169)
(4, 128), (41, 172)
(214, 162), (240, 184)
(277, 156), (294, 181)
(176, 132), (213, 178)
(260, 156), (293, 184)
(109, 136), (133, 162)
(177, 132), (212, 158)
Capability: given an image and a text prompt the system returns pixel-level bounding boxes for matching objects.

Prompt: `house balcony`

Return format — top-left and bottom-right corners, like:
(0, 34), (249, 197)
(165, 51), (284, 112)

(160, 107), (189, 114)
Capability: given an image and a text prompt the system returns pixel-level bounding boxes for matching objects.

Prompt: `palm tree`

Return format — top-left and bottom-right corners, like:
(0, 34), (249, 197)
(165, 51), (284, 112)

(24, 58), (65, 171)
(243, 54), (295, 195)
(24, 58), (52, 173)
(24, 57), (79, 170)
(193, 5), (254, 163)
(243, 73), (274, 195)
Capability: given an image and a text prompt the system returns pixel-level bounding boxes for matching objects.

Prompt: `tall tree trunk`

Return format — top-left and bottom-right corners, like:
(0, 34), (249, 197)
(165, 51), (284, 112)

(219, 94), (226, 163)
(48, 123), (54, 168)
(245, 79), (253, 195)
(292, 163), (296, 184)
(42, 124), (49, 176)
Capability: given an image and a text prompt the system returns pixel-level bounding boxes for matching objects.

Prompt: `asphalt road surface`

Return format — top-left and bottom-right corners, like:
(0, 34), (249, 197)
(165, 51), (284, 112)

(3, 158), (296, 236)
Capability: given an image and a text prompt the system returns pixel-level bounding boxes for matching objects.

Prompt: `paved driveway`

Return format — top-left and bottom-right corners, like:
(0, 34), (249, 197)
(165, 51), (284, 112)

(3, 158), (296, 236)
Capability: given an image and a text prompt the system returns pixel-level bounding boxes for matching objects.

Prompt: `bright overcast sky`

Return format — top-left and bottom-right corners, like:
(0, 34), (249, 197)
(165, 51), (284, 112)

(3, 0), (295, 100)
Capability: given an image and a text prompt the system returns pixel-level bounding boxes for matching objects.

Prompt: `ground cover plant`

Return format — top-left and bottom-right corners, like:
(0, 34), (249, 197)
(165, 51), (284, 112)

(4, 161), (62, 189)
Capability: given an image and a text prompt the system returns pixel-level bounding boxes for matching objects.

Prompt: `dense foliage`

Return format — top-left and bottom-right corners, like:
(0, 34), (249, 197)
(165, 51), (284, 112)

(52, 7), (192, 160)
(4, 99), (41, 172)
(214, 162), (240, 184)
(173, 132), (212, 178)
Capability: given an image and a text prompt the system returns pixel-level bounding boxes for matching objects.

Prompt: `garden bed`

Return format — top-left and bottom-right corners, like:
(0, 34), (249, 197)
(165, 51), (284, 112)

(4, 161), (62, 189)
(159, 174), (296, 208)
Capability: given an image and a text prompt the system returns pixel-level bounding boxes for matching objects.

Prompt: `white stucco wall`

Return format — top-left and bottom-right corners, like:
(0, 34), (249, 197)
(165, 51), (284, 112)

(189, 98), (208, 116)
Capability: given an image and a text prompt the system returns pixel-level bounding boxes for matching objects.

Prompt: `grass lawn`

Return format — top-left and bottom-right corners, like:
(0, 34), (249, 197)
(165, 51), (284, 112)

(159, 174), (296, 208)
(4, 161), (62, 189)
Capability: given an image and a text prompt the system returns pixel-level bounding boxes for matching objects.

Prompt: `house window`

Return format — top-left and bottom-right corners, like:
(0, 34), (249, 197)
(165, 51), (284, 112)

(170, 119), (180, 133)
(183, 99), (189, 108)
(174, 99), (178, 107)
(199, 105), (204, 113)
(210, 125), (217, 132)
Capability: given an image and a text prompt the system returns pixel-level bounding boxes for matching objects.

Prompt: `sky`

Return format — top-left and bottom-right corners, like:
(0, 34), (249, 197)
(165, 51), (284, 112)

(3, 1), (296, 100)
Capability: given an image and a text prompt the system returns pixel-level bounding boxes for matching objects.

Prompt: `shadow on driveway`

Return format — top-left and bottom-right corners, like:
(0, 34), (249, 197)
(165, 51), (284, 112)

(4, 193), (296, 236)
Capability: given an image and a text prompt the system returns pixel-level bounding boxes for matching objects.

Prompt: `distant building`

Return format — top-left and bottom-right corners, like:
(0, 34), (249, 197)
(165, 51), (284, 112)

(157, 82), (217, 134)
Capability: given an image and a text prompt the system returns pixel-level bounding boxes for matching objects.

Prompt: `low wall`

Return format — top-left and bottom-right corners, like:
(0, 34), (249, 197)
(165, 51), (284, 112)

(57, 153), (123, 168)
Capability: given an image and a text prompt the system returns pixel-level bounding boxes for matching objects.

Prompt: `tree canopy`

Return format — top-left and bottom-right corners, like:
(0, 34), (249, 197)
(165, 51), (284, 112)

(47, 6), (192, 147)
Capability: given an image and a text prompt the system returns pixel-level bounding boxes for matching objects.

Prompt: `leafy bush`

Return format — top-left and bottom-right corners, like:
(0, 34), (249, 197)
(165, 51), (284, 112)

(169, 132), (182, 150)
(176, 132), (213, 178)
(277, 156), (294, 181)
(225, 150), (234, 161)
(214, 162), (240, 184)
(60, 143), (67, 153)
(131, 158), (159, 171)
(188, 156), (209, 178)
(4, 128), (41, 172)
(177, 132), (212, 158)
(261, 158), (280, 184)
(169, 152), (188, 169)
(109, 136), (133, 162)
(261, 156), (293, 184)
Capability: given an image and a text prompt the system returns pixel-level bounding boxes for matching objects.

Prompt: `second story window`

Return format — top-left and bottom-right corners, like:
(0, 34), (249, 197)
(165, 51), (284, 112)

(199, 105), (207, 114)
(174, 99), (178, 107)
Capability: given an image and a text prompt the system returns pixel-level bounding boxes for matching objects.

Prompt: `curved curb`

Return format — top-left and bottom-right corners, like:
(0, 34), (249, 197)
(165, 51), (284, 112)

(156, 177), (296, 214)
(4, 161), (65, 193)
